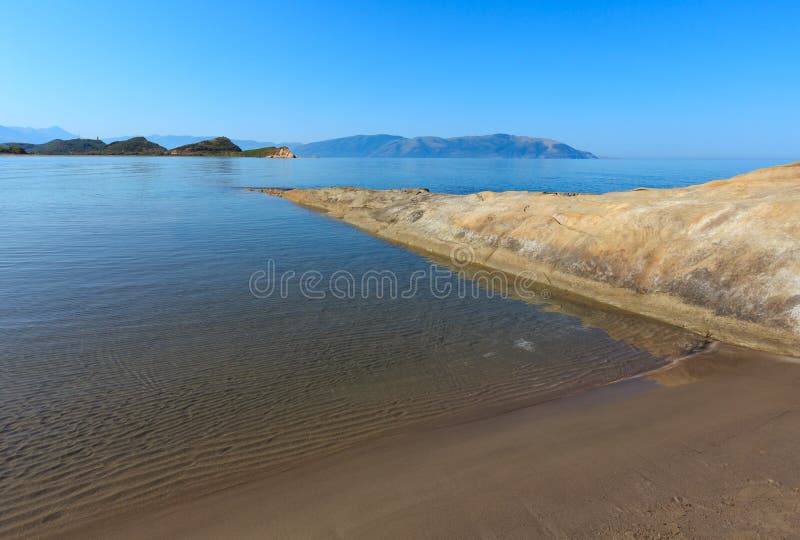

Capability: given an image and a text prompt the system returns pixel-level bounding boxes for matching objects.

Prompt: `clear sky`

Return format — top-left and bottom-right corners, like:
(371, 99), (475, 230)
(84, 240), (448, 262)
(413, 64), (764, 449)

(1, 0), (798, 158)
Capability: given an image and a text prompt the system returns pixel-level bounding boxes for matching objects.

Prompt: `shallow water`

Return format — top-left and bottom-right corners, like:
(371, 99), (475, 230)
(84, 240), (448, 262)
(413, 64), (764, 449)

(0, 156), (784, 535)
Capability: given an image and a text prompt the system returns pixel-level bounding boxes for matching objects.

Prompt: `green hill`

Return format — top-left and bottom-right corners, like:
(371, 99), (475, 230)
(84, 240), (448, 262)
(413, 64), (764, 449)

(102, 137), (167, 155)
(169, 136), (242, 156)
(0, 144), (29, 154)
(30, 138), (107, 155)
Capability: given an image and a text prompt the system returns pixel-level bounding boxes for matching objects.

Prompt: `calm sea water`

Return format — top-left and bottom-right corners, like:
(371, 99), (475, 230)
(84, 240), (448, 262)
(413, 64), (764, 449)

(0, 156), (784, 536)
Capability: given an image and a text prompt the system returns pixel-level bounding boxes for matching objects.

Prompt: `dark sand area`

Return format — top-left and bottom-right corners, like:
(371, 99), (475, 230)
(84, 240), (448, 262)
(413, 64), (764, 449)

(65, 344), (800, 539)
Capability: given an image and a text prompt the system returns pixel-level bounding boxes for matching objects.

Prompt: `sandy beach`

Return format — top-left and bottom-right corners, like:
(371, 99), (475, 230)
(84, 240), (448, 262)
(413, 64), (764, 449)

(63, 343), (800, 539)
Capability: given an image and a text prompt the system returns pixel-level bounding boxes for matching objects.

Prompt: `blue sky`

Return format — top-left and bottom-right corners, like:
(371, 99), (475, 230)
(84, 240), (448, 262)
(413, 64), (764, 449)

(1, 0), (798, 158)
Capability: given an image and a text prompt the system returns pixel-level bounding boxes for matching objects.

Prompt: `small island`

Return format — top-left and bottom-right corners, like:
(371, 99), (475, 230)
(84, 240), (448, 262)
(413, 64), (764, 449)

(169, 136), (242, 156)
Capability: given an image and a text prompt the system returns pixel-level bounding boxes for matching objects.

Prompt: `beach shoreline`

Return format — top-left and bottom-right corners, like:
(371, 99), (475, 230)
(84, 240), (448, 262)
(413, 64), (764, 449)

(54, 343), (800, 539)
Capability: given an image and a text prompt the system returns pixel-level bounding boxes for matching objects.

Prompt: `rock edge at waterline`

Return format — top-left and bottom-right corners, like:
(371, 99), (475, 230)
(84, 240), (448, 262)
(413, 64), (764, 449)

(252, 162), (800, 356)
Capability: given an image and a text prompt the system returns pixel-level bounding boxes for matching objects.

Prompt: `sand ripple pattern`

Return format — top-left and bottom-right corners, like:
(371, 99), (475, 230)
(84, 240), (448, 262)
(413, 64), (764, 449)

(0, 295), (696, 538)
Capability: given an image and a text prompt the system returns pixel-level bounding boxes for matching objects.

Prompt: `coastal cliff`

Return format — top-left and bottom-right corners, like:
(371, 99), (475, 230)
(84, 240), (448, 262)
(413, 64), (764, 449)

(242, 145), (296, 158)
(255, 162), (800, 355)
(270, 146), (296, 158)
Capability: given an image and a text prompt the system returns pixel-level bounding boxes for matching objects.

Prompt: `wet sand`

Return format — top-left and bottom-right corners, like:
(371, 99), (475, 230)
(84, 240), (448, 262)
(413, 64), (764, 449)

(66, 344), (800, 538)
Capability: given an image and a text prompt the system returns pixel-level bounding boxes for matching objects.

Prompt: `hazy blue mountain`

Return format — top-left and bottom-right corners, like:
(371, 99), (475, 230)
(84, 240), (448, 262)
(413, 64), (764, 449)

(292, 134), (405, 157)
(106, 135), (286, 151)
(291, 133), (595, 158)
(232, 138), (289, 151)
(370, 134), (596, 158)
(0, 125), (77, 144)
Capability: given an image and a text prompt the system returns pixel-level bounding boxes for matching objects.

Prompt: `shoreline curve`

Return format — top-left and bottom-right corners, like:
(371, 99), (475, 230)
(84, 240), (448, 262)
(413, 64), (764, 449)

(251, 161), (800, 356)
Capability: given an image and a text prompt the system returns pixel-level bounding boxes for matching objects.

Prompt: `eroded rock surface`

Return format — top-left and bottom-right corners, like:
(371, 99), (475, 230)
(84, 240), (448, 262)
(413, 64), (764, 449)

(255, 163), (800, 355)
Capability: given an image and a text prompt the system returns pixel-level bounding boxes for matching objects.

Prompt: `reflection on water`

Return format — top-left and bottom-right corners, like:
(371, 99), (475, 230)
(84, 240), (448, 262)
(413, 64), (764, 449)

(450, 260), (704, 357)
(0, 156), (775, 536)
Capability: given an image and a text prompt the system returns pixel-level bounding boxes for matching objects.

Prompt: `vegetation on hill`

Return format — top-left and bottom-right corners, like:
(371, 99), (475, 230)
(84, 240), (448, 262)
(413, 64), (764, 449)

(101, 137), (167, 155)
(21, 137), (168, 156)
(104, 135), (286, 150)
(169, 137), (242, 156)
(241, 146), (296, 158)
(0, 144), (28, 154)
(8, 142), (38, 151)
(29, 138), (107, 155)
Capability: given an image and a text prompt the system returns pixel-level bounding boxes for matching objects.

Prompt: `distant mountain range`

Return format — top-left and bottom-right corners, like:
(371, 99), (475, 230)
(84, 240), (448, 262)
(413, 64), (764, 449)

(290, 135), (406, 157)
(1, 125), (596, 158)
(291, 134), (596, 158)
(0, 125), (78, 144)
